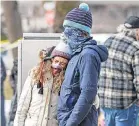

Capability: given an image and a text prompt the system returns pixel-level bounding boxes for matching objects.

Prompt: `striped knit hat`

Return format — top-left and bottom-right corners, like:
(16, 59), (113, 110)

(63, 3), (92, 34)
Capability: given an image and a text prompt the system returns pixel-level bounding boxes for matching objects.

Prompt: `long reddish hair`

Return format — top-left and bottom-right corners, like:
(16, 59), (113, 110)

(31, 50), (65, 93)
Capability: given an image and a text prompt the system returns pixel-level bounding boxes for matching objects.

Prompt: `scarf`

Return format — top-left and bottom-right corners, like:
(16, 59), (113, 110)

(61, 27), (93, 54)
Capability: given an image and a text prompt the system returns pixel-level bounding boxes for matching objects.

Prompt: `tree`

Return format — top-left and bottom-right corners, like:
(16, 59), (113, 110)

(2, 1), (23, 59)
(53, 1), (79, 33)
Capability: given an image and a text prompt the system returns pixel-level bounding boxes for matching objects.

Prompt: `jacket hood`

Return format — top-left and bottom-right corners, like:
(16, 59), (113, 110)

(83, 39), (108, 62)
(92, 44), (108, 62)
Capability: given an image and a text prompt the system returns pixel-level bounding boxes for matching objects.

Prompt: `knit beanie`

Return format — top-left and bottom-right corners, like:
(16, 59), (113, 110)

(124, 16), (139, 29)
(63, 3), (92, 34)
(51, 41), (72, 60)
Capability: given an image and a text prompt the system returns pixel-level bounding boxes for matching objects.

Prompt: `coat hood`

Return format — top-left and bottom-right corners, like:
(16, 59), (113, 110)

(91, 44), (108, 62)
(77, 39), (108, 62)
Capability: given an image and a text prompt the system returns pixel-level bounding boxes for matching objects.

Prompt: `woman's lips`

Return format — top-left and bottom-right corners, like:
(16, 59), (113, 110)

(52, 68), (61, 75)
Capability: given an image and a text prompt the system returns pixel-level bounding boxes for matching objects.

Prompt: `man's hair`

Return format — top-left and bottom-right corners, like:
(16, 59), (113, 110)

(117, 24), (136, 38)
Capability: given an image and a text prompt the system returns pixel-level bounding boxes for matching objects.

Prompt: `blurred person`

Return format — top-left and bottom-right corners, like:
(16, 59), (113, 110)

(57, 3), (108, 126)
(98, 16), (139, 126)
(7, 59), (18, 126)
(0, 56), (7, 126)
(14, 40), (72, 126)
(10, 59), (18, 95)
(136, 28), (139, 126)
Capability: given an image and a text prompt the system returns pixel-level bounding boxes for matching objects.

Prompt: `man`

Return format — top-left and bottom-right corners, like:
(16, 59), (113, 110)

(0, 56), (7, 126)
(135, 23), (139, 126)
(7, 59), (18, 126)
(57, 3), (108, 126)
(14, 41), (72, 126)
(98, 16), (139, 126)
(10, 59), (18, 95)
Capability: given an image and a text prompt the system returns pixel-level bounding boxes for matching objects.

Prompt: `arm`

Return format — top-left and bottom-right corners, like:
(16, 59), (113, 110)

(14, 73), (33, 126)
(132, 50), (139, 104)
(66, 53), (99, 126)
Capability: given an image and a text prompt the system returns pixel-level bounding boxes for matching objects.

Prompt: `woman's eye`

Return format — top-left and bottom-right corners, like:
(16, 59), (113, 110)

(61, 63), (66, 67)
(61, 63), (64, 66)
(55, 60), (59, 63)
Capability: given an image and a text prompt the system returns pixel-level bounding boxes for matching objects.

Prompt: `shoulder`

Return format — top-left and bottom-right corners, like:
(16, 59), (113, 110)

(80, 45), (102, 62)
(27, 65), (40, 85)
(104, 35), (116, 46)
(81, 48), (96, 58)
(79, 50), (99, 66)
(28, 66), (39, 77)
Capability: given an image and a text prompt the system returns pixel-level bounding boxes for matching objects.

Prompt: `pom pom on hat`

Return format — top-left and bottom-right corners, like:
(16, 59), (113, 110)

(63, 3), (92, 34)
(79, 3), (89, 11)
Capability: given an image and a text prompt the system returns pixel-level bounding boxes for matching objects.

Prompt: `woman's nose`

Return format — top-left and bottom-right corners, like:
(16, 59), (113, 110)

(56, 62), (60, 65)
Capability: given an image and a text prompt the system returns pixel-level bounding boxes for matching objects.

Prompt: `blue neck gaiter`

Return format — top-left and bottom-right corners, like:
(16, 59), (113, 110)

(63, 27), (91, 53)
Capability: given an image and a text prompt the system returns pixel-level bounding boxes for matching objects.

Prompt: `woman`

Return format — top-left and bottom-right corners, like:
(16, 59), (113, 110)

(14, 41), (72, 126)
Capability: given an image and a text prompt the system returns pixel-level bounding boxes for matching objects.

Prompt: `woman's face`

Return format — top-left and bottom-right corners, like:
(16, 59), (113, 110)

(51, 56), (68, 76)
(136, 29), (139, 41)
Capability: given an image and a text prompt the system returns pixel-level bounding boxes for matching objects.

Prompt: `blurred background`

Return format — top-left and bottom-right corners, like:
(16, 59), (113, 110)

(1, 1), (139, 126)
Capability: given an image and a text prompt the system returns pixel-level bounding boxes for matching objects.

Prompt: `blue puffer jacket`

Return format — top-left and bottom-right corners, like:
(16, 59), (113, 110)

(57, 39), (108, 126)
